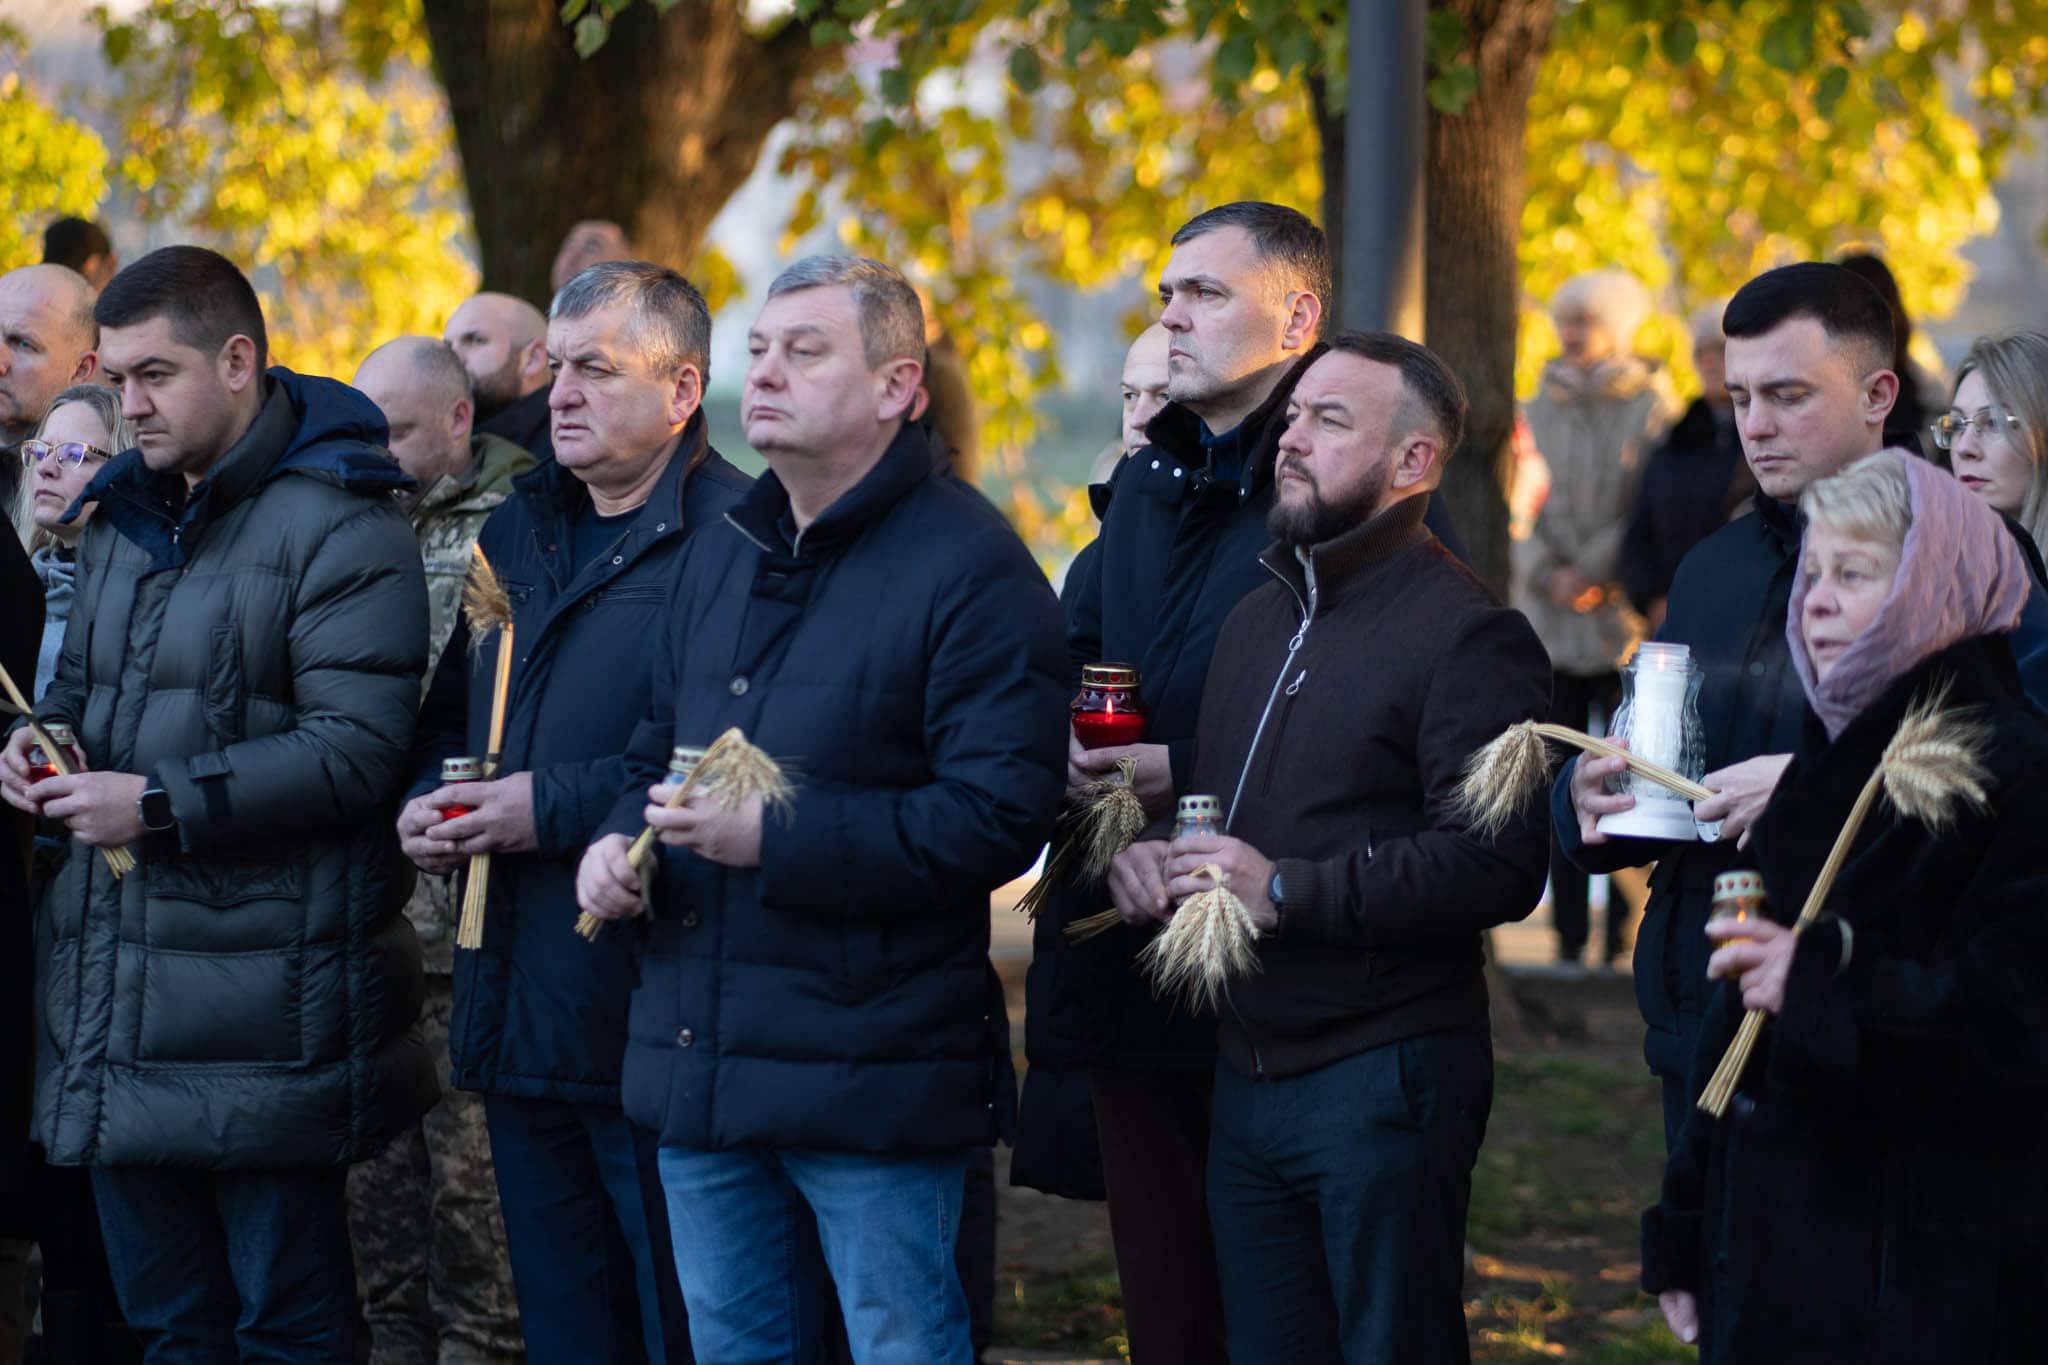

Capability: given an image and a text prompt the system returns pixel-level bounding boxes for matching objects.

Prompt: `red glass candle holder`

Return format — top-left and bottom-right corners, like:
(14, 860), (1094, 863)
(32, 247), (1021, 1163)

(439, 756), (482, 821)
(1071, 663), (1147, 750)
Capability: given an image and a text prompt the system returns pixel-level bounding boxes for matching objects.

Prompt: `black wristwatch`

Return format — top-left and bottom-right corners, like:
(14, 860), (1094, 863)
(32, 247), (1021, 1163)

(139, 781), (176, 834)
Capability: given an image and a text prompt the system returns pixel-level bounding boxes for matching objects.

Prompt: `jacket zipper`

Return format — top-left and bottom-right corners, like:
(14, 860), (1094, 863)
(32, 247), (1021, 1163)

(1225, 552), (1317, 829)
(1219, 551), (1318, 1081)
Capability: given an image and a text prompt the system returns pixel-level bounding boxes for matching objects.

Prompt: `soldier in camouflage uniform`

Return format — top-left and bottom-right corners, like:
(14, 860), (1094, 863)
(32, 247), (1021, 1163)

(350, 337), (535, 1364)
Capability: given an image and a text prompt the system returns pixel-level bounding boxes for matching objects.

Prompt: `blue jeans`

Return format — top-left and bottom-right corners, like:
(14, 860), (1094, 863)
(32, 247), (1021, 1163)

(483, 1096), (690, 1363)
(657, 1146), (973, 1365)
(1207, 1030), (1493, 1364)
(92, 1164), (357, 1363)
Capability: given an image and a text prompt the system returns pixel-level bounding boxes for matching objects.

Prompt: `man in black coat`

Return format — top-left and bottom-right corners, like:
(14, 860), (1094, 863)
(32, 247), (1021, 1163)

(1618, 303), (1753, 633)
(1015, 201), (1465, 1363)
(1107, 333), (1549, 1362)
(401, 262), (748, 1365)
(1555, 263), (1906, 1146)
(445, 292), (554, 462)
(576, 255), (1066, 1364)
(0, 529), (42, 1361)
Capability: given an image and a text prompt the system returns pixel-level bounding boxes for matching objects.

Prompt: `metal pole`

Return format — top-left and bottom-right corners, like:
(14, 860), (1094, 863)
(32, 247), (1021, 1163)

(1342, 0), (1427, 339)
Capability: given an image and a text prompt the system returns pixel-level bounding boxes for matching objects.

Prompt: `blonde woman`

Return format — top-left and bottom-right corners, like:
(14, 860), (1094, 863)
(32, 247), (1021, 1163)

(1934, 329), (2048, 577)
(16, 384), (127, 699)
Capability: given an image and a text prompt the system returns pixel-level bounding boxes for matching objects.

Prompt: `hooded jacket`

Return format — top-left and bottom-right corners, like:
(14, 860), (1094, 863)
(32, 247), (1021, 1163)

(33, 369), (435, 1169)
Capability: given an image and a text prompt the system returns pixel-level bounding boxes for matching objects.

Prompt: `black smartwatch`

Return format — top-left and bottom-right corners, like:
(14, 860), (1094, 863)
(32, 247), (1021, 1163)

(139, 782), (176, 834)
(1267, 870), (1286, 928)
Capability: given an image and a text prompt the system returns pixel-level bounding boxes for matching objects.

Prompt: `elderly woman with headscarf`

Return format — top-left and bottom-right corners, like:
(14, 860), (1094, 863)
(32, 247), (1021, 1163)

(1516, 268), (1680, 969)
(1643, 448), (2048, 1363)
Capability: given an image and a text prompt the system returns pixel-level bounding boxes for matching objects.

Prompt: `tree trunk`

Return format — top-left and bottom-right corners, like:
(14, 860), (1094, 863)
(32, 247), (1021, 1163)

(1314, 1), (1552, 595)
(1423, 0), (1553, 596)
(418, 0), (828, 305)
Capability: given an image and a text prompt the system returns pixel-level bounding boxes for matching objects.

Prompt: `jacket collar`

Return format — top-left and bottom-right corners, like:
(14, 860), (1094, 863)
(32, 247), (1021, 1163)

(517, 408), (708, 523)
(1257, 491), (1432, 602)
(726, 421), (937, 560)
(1756, 493), (1801, 551)
(1140, 347), (1322, 502)
(414, 432), (534, 521)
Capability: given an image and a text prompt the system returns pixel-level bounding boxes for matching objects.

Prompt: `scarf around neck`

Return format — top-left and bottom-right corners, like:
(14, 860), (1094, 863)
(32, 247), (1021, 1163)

(1787, 453), (2032, 738)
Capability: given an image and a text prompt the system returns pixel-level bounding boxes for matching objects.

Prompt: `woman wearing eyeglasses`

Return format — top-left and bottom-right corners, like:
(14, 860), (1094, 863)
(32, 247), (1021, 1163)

(1934, 331), (2048, 585)
(14, 384), (127, 700)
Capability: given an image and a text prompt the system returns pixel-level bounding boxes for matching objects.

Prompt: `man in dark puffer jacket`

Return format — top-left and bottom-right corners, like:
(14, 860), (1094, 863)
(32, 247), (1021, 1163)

(0, 246), (435, 1362)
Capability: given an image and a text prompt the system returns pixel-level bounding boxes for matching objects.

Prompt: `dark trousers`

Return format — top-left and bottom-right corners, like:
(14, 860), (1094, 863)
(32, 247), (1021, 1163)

(1089, 1068), (1226, 1365)
(482, 1096), (690, 1364)
(1550, 669), (1623, 962)
(92, 1164), (357, 1364)
(1207, 1030), (1493, 1365)
(19, 1156), (141, 1365)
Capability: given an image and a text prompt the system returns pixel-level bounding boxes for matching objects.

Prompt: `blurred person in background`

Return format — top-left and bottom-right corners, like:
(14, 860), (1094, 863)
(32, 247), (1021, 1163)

(1621, 301), (1754, 635)
(1515, 269), (1679, 972)
(41, 218), (118, 291)
(0, 265), (99, 520)
(550, 220), (633, 296)
(1839, 251), (1936, 456)
(445, 292), (554, 464)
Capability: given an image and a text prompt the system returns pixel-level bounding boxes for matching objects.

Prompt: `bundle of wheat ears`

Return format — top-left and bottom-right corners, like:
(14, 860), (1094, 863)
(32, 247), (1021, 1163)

(573, 726), (793, 941)
(0, 661), (133, 878)
(454, 546), (515, 950)
(1016, 756), (1147, 923)
(1696, 689), (1989, 1117)
(1451, 720), (1715, 839)
(1138, 862), (1260, 1012)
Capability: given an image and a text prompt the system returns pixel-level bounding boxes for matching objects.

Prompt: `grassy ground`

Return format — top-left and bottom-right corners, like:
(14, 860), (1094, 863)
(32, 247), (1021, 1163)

(989, 974), (1694, 1363)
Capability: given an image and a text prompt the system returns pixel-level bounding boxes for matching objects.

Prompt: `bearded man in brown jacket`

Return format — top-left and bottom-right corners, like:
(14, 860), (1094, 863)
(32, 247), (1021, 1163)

(1108, 330), (1552, 1365)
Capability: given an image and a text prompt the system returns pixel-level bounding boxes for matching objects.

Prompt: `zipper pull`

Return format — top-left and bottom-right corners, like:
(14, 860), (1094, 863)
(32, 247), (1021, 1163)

(1285, 670), (1306, 696)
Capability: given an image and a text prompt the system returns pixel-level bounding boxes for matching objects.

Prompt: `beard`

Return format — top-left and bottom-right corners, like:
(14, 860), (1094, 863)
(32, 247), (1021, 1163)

(470, 356), (525, 415)
(1266, 456), (1389, 548)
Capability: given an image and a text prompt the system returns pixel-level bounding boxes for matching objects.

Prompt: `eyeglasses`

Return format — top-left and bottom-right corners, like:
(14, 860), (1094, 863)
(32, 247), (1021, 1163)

(1930, 408), (2024, 451)
(19, 440), (111, 468)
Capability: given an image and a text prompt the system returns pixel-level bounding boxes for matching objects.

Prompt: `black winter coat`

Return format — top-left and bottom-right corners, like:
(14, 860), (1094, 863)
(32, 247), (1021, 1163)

(1641, 637), (2048, 1363)
(1617, 398), (1751, 615)
(0, 530), (42, 1224)
(476, 386), (554, 464)
(1025, 351), (1466, 1078)
(36, 370), (436, 1168)
(602, 423), (1067, 1153)
(413, 416), (749, 1106)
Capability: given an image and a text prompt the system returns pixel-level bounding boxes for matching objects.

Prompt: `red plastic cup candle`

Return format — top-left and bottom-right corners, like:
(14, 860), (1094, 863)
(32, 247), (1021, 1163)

(1071, 663), (1147, 750)
(27, 723), (76, 784)
(438, 756), (483, 821)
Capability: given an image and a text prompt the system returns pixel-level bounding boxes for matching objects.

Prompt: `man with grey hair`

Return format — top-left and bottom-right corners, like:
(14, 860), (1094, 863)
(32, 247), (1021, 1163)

(0, 263), (100, 514)
(445, 293), (554, 462)
(576, 255), (1067, 1364)
(401, 260), (749, 1362)
(348, 334), (532, 1365)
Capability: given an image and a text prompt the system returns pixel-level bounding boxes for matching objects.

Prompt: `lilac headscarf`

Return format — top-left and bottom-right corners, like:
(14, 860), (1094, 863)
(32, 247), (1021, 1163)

(1788, 452), (2033, 738)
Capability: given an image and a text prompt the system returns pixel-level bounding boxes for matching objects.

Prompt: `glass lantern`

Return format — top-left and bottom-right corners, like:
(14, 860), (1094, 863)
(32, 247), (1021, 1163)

(1596, 642), (1708, 842)
(1071, 663), (1148, 751)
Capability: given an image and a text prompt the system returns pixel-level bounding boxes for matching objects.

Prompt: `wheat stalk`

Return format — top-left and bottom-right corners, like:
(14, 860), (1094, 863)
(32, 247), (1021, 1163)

(1017, 756), (1146, 920)
(574, 727), (793, 940)
(1697, 689), (1989, 1117)
(1452, 720), (1714, 840)
(0, 661), (132, 877)
(1139, 862), (1260, 1013)
(454, 547), (517, 951)
(1063, 907), (1124, 943)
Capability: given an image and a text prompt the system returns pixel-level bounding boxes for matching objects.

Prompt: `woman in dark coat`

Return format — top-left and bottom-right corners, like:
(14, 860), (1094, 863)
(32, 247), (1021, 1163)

(1643, 448), (2048, 1362)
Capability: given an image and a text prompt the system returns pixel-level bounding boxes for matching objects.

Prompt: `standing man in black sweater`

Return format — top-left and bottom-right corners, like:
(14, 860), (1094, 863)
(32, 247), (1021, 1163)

(1108, 332), (1549, 1362)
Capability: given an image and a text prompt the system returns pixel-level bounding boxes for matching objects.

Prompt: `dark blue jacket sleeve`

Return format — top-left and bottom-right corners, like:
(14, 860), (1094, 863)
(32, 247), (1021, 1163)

(756, 542), (1068, 915)
(408, 612), (472, 806)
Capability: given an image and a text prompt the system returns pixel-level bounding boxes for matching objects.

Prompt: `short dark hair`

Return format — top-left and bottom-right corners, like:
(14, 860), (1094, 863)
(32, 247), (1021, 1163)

(1322, 330), (1468, 457)
(95, 245), (268, 365)
(1722, 263), (1894, 377)
(1171, 202), (1331, 331)
(42, 217), (111, 272)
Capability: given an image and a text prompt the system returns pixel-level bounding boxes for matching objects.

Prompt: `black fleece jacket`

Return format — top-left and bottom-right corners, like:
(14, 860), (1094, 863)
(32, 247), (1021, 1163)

(1181, 493), (1552, 1078)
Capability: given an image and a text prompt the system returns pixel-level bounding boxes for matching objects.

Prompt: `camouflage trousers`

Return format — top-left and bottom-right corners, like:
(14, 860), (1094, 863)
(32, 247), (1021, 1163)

(348, 977), (524, 1364)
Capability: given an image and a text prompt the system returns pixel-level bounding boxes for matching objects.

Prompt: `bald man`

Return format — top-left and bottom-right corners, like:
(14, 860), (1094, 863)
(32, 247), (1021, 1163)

(548, 220), (630, 295)
(348, 336), (532, 1365)
(445, 293), (553, 463)
(0, 264), (100, 509)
